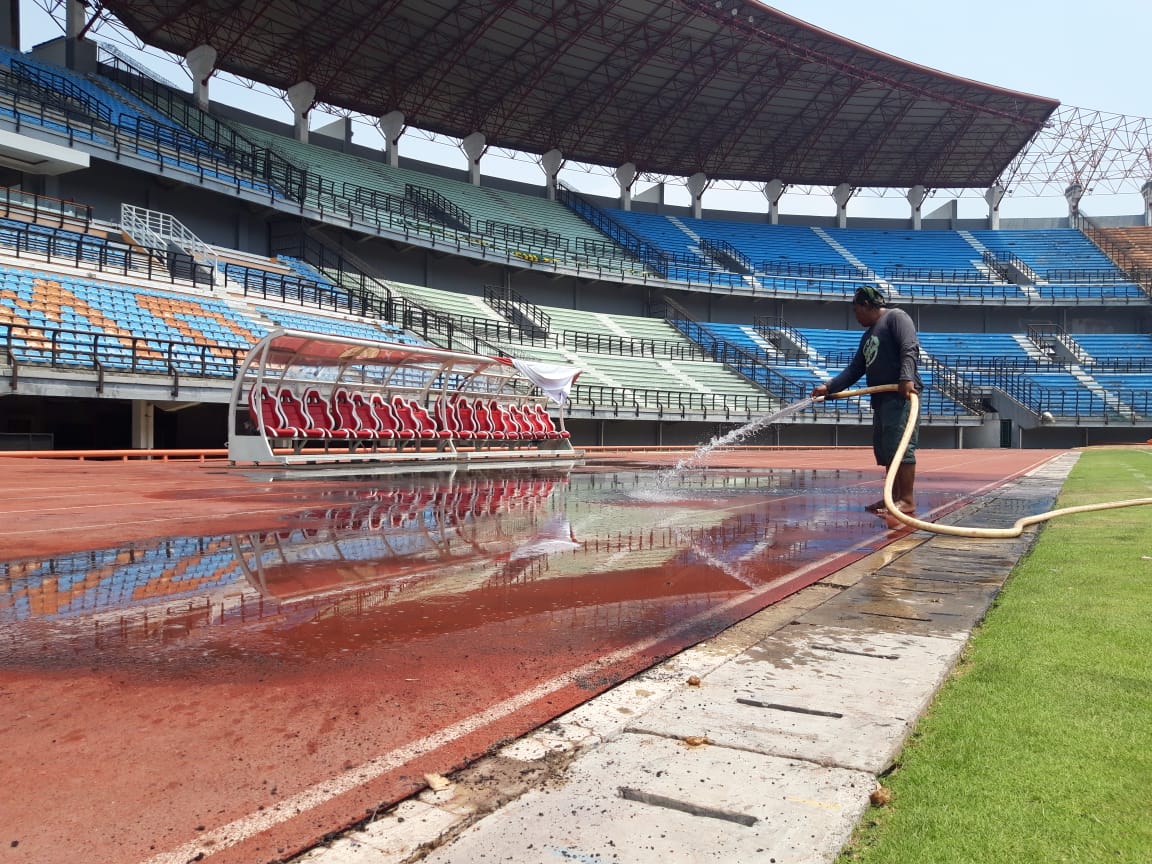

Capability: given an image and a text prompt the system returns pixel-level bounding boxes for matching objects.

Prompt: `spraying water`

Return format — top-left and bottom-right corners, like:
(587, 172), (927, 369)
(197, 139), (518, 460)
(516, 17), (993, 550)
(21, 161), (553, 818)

(655, 395), (820, 489)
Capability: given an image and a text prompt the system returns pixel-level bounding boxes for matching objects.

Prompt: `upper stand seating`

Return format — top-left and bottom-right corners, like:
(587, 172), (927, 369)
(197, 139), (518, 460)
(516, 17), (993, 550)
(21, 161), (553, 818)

(969, 229), (1145, 302)
(231, 122), (637, 274)
(605, 210), (749, 287)
(0, 47), (274, 194)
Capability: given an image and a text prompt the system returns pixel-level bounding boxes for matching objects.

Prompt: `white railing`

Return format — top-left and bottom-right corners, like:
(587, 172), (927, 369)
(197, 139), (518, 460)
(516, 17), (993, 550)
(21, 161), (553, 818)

(120, 203), (218, 281)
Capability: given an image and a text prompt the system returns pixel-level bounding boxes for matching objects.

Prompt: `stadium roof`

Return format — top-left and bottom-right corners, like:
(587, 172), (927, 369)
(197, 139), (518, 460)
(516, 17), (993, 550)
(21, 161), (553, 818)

(98, 0), (1060, 188)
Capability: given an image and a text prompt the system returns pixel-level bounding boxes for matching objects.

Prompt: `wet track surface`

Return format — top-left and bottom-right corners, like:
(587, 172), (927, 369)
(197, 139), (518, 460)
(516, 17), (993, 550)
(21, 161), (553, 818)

(0, 452), (1058, 863)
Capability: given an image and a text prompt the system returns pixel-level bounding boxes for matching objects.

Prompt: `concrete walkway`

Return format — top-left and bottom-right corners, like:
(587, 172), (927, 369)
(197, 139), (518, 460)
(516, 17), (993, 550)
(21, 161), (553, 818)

(296, 453), (1078, 864)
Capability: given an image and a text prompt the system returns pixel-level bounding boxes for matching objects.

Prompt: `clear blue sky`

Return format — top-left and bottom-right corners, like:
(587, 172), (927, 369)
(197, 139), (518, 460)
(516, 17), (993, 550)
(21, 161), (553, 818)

(767, 0), (1152, 118)
(19, 0), (1152, 219)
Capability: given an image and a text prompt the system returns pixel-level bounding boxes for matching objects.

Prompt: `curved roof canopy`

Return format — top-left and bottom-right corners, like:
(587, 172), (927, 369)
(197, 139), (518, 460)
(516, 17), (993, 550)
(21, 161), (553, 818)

(99, 0), (1059, 187)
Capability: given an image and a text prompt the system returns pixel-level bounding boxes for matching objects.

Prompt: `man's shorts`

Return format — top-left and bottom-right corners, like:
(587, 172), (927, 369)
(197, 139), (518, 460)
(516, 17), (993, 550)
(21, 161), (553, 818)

(872, 396), (917, 466)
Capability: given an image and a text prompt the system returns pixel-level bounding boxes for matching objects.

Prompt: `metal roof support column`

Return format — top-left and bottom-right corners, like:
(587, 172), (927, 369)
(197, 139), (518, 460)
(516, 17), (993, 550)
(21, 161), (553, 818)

(379, 111), (404, 167)
(185, 44), (216, 110)
(985, 183), (1005, 229)
(615, 162), (636, 211)
(686, 172), (708, 220)
(541, 149), (563, 201)
(461, 132), (486, 185)
(1142, 180), (1152, 227)
(762, 179), (785, 224)
(907, 184), (926, 230)
(286, 81), (316, 143)
(831, 183), (854, 228)
(1064, 182), (1083, 227)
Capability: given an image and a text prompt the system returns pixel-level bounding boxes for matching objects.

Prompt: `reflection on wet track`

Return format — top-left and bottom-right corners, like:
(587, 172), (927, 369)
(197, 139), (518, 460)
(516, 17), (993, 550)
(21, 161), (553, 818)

(1, 467), (902, 669)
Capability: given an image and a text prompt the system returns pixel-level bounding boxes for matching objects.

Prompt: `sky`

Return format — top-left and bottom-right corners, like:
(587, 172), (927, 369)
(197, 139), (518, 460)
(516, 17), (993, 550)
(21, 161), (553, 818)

(18, 0), (1152, 220)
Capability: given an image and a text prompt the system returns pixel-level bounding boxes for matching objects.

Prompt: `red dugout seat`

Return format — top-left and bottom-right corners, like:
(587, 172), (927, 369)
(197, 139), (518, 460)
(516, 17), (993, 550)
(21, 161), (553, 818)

(403, 397), (451, 440)
(249, 385), (303, 438)
(304, 388), (353, 439)
(330, 388), (375, 440)
(371, 394), (416, 440)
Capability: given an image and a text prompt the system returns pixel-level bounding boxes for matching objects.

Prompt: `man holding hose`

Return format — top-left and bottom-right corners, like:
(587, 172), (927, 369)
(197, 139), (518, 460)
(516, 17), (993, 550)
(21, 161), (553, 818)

(811, 285), (923, 515)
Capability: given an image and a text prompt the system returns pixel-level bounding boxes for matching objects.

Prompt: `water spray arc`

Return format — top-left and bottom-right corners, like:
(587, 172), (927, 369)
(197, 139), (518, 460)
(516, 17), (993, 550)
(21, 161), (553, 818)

(821, 385), (1152, 539)
(656, 394), (822, 486)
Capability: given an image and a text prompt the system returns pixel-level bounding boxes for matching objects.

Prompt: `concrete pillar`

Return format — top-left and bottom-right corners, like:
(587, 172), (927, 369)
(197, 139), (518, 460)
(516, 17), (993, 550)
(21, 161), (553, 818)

(185, 45), (216, 110)
(985, 183), (1005, 229)
(1, 0), (19, 51)
(1142, 180), (1152, 227)
(312, 115), (351, 149)
(686, 172), (708, 220)
(461, 132), (486, 185)
(285, 81), (316, 143)
(615, 162), (636, 211)
(541, 149), (563, 201)
(379, 111), (404, 167)
(906, 184), (926, 230)
(762, 179), (785, 224)
(65, 0), (83, 38)
(131, 400), (154, 450)
(831, 183), (854, 228)
(1064, 182), (1084, 226)
(64, 0), (85, 68)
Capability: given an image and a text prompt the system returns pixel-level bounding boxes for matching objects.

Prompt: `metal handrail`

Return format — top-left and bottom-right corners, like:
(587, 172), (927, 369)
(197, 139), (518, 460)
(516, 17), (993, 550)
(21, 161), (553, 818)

(121, 204), (218, 281)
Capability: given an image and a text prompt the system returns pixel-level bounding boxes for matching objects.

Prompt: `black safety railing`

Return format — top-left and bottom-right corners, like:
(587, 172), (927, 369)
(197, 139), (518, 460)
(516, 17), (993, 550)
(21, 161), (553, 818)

(0, 186), (92, 227)
(982, 250), (1038, 283)
(569, 382), (777, 418)
(753, 316), (811, 359)
(483, 284), (551, 337)
(561, 329), (703, 360)
(99, 51), (309, 202)
(10, 60), (113, 123)
(556, 183), (666, 277)
(663, 300), (806, 402)
(404, 184), (471, 232)
(0, 220), (216, 289)
(756, 260), (862, 279)
(222, 263), (388, 318)
(1044, 267), (1136, 283)
(882, 264), (995, 283)
(700, 238), (752, 275)
(1, 322), (245, 380)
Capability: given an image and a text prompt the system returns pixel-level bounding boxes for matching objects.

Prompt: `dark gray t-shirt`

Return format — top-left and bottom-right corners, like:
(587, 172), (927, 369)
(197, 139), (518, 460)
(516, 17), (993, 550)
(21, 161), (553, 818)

(825, 308), (923, 401)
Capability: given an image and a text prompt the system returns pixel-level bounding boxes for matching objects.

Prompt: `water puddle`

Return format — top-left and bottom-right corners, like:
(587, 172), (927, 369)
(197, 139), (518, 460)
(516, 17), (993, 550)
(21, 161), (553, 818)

(0, 465), (900, 672)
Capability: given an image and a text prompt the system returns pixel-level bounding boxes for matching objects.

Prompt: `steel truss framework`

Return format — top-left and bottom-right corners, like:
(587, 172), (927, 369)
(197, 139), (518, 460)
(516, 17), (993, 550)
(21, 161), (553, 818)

(999, 105), (1152, 199)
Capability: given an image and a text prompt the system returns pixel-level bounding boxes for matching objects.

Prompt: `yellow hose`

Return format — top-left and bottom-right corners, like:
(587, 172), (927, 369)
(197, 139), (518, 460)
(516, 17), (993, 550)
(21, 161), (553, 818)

(820, 384), (1152, 538)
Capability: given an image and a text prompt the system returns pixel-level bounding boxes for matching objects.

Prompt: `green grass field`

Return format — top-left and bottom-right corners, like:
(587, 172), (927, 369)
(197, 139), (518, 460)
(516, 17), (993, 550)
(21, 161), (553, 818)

(839, 447), (1152, 864)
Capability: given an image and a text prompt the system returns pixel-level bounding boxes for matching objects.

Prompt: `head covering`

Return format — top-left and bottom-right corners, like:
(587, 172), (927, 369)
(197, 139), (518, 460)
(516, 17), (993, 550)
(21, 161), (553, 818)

(853, 285), (886, 308)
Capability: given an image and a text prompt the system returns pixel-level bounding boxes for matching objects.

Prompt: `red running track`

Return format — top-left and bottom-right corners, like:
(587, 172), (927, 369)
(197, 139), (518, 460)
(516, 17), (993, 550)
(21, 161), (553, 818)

(0, 449), (1061, 863)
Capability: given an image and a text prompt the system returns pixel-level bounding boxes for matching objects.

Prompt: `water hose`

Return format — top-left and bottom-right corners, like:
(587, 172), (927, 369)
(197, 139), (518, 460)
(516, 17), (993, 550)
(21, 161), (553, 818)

(819, 384), (1152, 538)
